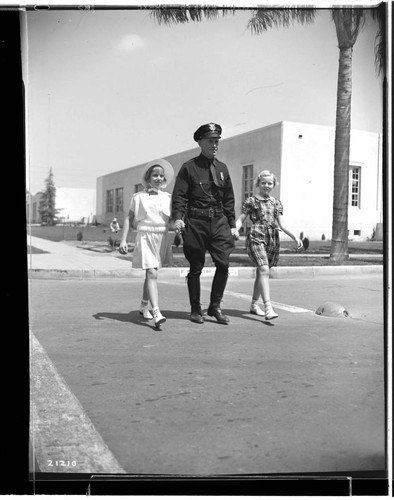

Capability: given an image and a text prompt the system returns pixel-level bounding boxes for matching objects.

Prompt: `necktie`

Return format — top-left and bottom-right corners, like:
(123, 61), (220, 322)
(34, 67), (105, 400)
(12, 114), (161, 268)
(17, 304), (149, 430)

(210, 161), (220, 187)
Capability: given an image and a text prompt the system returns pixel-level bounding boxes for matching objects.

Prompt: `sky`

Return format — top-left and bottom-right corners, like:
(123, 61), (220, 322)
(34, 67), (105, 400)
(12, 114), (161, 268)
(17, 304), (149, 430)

(23, 7), (384, 195)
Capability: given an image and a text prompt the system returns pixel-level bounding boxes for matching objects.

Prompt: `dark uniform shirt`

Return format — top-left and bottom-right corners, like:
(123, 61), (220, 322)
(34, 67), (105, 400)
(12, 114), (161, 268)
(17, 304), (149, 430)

(172, 154), (236, 228)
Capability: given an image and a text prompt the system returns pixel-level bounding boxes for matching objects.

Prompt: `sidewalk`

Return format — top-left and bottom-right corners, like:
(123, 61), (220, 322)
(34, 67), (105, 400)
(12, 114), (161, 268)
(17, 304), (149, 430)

(27, 236), (383, 280)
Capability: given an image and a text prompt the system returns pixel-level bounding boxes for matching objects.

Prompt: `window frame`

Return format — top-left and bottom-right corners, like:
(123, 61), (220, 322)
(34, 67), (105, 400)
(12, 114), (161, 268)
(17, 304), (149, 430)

(349, 165), (361, 208)
(106, 189), (114, 213)
(115, 187), (124, 213)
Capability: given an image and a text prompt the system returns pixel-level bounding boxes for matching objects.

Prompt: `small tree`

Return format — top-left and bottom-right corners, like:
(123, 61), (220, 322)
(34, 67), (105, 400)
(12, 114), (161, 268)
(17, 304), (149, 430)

(39, 168), (60, 226)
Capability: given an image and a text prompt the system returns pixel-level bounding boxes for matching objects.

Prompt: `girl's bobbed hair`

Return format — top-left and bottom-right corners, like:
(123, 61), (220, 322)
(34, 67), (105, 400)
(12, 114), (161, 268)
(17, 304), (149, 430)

(255, 170), (279, 188)
(140, 158), (174, 189)
(144, 165), (167, 185)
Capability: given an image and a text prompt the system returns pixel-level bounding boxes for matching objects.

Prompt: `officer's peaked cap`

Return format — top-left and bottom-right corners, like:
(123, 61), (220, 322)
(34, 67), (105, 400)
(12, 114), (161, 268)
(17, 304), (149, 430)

(193, 122), (222, 142)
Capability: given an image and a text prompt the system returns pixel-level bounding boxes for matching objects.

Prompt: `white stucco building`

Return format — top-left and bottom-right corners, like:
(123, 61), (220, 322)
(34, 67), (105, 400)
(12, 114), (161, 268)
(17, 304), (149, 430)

(96, 121), (383, 241)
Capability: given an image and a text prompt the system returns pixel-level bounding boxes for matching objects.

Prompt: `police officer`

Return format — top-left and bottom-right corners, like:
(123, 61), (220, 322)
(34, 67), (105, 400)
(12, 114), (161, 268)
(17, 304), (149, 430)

(172, 123), (238, 324)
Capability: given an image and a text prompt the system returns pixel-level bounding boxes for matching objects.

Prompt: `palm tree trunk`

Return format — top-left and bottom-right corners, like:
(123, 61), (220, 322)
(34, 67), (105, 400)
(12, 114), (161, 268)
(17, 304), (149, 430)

(330, 46), (353, 262)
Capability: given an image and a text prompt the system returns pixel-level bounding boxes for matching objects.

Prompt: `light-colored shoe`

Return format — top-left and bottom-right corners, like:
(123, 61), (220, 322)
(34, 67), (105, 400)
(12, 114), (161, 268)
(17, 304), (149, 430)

(139, 306), (153, 320)
(265, 304), (279, 320)
(152, 308), (166, 327)
(250, 303), (265, 316)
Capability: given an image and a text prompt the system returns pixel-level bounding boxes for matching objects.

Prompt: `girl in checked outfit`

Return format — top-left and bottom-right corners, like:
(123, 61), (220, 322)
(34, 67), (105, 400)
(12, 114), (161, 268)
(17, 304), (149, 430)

(235, 170), (303, 320)
(119, 159), (174, 328)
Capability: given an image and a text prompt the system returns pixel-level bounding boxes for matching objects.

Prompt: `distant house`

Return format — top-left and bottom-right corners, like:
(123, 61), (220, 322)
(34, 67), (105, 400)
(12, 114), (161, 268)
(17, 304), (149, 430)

(96, 121), (383, 241)
(26, 187), (96, 225)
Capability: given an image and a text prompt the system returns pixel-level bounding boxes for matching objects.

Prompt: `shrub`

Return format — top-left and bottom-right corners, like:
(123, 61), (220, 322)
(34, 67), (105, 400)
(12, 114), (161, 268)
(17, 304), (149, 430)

(321, 234), (326, 240)
(302, 237), (310, 251)
(76, 231), (83, 242)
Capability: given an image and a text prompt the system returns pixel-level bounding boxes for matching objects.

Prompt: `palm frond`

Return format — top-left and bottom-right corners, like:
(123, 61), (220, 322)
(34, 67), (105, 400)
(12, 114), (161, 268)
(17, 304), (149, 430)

(370, 5), (386, 76)
(247, 8), (316, 35)
(150, 7), (231, 26)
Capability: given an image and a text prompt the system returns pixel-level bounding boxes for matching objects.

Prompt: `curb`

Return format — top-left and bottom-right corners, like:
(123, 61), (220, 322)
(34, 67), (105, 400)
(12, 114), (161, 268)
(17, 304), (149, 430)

(28, 265), (383, 280)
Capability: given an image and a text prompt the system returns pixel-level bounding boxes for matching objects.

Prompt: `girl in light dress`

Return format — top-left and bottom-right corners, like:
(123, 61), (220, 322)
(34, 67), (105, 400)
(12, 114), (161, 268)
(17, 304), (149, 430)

(235, 170), (303, 320)
(119, 159), (174, 328)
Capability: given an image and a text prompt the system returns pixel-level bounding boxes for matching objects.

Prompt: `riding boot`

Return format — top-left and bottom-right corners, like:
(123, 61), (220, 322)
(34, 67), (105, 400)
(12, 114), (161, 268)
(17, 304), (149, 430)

(207, 270), (230, 324)
(187, 273), (204, 324)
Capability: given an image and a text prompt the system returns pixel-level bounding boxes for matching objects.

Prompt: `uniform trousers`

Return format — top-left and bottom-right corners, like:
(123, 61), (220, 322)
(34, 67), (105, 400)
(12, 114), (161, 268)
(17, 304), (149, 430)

(183, 215), (234, 274)
(183, 215), (234, 308)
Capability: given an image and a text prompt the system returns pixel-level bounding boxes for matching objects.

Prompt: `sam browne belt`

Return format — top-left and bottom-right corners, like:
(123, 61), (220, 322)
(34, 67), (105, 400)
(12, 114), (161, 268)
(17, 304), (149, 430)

(188, 207), (224, 218)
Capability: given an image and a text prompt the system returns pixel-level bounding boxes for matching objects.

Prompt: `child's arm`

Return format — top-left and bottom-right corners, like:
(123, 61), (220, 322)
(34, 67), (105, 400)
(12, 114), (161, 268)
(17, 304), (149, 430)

(276, 215), (303, 249)
(235, 213), (247, 231)
(119, 210), (135, 254)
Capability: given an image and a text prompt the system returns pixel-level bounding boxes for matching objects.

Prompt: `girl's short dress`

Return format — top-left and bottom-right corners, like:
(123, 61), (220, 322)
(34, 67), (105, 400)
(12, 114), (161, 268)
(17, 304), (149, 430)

(129, 190), (173, 269)
(241, 195), (283, 268)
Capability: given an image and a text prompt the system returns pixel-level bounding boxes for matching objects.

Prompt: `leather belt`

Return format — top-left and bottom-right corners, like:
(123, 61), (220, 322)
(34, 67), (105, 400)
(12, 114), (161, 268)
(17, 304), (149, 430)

(188, 207), (224, 218)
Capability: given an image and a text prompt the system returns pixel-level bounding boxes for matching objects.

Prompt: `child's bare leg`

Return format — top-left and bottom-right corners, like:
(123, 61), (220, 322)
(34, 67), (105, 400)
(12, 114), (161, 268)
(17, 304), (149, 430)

(146, 268), (166, 326)
(249, 268), (265, 315)
(256, 265), (278, 320)
(142, 279), (149, 303)
(249, 265), (269, 316)
(256, 265), (270, 303)
(139, 278), (153, 319)
(252, 275), (261, 302)
(146, 268), (159, 309)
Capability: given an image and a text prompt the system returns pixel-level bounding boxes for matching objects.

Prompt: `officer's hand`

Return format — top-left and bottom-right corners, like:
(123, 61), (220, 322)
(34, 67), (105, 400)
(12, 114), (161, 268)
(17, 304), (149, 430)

(231, 228), (239, 240)
(118, 240), (128, 255)
(175, 219), (185, 233)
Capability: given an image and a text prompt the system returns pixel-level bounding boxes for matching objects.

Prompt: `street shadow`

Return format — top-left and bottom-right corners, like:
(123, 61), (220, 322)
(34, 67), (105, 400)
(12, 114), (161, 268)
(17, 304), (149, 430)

(220, 308), (277, 327)
(93, 310), (191, 330)
(93, 309), (276, 329)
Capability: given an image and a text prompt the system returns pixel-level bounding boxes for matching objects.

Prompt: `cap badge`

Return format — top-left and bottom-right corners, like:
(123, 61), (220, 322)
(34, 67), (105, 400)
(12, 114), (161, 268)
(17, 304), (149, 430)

(220, 172), (224, 181)
(208, 123), (216, 131)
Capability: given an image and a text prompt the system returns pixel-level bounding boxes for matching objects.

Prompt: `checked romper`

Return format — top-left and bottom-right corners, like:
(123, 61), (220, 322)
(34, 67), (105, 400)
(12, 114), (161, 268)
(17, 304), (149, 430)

(242, 195), (283, 268)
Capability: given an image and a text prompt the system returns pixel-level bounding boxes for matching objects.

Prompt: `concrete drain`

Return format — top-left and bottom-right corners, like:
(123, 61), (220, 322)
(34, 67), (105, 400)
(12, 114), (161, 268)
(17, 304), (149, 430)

(315, 301), (350, 318)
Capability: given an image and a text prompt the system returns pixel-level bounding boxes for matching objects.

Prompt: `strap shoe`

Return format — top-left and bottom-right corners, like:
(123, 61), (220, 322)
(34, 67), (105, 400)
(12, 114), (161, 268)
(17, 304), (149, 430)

(250, 303), (265, 316)
(152, 308), (166, 327)
(139, 305), (153, 320)
(264, 303), (278, 321)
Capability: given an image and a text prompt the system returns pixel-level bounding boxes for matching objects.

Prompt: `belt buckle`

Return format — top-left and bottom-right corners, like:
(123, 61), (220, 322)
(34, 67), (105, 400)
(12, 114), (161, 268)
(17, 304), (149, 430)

(208, 208), (214, 217)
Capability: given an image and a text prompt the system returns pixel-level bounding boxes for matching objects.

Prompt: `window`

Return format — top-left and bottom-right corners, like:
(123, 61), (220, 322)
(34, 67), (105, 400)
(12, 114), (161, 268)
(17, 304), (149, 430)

(106, 189), (114, 213)
(134, 184), (144, 193)
(242, 164), (254, 202)
(241, 164), (254, 233)
(115, 188), (123, 212)
(350, 166), (361, 208)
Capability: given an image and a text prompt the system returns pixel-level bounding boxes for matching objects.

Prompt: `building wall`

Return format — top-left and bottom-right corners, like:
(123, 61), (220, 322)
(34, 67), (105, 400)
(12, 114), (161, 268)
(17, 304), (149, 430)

(26, 192), (44, 223)
(347, 129), (382, 240)
(96, 122), (283, 226)
(96, 147), (200, 226)
(96, 121), (382, 241)
(280, 122), (381, 240)
(280, 122), (336, 240)
(213, 122), (283, 219)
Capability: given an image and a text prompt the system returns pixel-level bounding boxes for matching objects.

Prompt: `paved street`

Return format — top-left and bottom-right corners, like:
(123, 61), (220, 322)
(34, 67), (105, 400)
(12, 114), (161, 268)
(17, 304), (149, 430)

(29, 272), (386, 476)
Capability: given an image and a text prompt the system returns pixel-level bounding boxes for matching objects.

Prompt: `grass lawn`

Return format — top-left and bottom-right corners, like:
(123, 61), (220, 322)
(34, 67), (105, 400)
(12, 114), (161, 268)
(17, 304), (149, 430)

(28, 224), (384, 255)
(28, 225), (383, 267)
